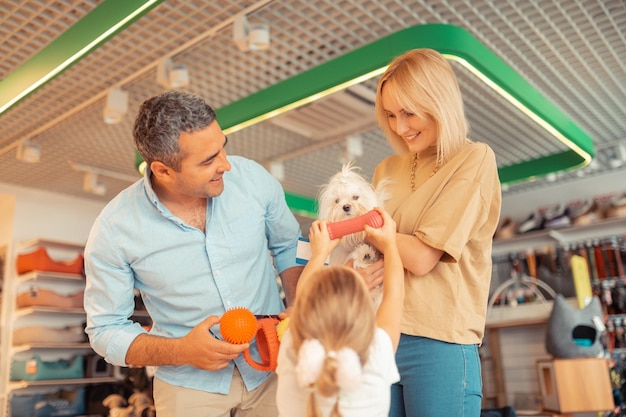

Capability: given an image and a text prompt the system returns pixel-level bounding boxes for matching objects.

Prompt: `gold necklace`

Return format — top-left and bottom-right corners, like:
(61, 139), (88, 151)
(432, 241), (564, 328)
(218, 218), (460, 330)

(410, 153), (418, 191)
(410, 152), (440, 191)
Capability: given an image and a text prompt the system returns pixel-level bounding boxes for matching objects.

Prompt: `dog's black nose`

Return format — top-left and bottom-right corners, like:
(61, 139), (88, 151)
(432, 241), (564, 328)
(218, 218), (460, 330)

(342, 204), (351, 212)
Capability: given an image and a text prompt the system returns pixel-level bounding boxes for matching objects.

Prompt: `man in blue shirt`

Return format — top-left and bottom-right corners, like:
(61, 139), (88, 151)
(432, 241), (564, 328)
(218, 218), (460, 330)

(84, 91), (304, 416)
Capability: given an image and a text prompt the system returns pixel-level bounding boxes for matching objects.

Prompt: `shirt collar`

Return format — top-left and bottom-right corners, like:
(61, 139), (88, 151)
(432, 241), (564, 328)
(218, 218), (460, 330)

(142, 164), (163, 211)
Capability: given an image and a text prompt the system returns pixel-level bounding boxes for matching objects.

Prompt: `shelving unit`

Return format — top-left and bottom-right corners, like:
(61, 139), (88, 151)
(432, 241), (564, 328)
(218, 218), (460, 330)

(484, 216), (626, 409)
(0, 239), (120, 417)
(492, 216), (626, 257)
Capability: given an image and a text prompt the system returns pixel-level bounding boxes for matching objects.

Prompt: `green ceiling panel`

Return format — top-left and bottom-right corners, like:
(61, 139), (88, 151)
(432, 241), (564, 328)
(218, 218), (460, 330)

(0, 0), (163, 115)
(217, 23), (594, 192)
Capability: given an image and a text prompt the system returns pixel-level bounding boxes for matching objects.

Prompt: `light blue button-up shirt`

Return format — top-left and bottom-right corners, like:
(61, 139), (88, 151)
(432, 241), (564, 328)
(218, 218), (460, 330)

(84, 156), (301, 393)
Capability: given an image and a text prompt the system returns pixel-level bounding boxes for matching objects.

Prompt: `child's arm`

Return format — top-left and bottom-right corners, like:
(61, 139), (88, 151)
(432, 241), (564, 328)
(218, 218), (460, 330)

(364, 208), (405, 351)
(294, 220), (340, 299)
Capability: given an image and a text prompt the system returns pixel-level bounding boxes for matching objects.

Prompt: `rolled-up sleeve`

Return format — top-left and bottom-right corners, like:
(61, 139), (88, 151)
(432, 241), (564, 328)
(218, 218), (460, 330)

(84, 215), (146, 366)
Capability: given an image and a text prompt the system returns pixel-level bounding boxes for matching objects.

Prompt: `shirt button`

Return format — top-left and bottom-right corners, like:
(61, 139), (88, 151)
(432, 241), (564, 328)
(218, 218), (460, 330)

(216, 270), (220, 275)
(227, 300), (232, 306)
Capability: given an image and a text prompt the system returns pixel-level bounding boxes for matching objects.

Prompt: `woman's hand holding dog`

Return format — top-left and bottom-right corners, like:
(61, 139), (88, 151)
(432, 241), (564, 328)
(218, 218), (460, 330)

(358, 208), (398, 291)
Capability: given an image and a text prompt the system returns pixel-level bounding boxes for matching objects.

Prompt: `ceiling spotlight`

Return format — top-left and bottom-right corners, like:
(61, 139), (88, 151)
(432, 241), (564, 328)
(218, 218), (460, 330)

(270, 161), (285, 181)
(156, 58), (190, 89)
(16, 140), (41, 163)
(233, 14), (270, 52)
(346, 134), (363, 159)
(70, 161), (138, 196)
(103, 87), (129, 124)
(545, 172), (557, 182)
(83, 171), (107, 196)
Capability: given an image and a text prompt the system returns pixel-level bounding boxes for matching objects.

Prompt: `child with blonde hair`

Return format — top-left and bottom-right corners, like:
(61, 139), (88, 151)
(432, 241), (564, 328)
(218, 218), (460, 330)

(276, 208), (404, 417)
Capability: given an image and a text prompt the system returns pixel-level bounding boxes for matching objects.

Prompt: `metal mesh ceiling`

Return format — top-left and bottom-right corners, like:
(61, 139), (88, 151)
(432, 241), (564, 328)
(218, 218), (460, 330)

(1, 0), (625, 219)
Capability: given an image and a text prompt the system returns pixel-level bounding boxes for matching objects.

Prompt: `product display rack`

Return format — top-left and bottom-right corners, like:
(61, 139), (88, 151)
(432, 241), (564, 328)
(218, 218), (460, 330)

(484, 216), (626, 409)
(0, 239), (119, 417)
(491, 217), (626, 258)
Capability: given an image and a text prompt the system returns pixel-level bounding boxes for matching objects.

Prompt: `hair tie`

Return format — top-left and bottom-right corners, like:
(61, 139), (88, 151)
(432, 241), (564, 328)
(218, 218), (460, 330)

(296, 340), (363, 393)
(296, 339), (326, 388)
(334, 347), (363, 392)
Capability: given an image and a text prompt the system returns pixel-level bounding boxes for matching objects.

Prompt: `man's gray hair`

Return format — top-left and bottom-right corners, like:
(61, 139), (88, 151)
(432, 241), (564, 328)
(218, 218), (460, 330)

(133, 91), (217, 171)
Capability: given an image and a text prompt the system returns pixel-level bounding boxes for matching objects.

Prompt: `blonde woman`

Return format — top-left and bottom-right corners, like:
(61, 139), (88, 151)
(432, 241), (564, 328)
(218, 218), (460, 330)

(373, 49), (502, 417)
(276, 208), (405, 417)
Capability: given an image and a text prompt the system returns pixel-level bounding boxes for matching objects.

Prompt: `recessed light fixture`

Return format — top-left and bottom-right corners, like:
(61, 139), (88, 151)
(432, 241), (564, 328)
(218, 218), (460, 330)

(103, 87), (129, 124)
(347, 134), (364, 159)
(16, 140), (42, 163)
(269, 161), (285, 181)
(233, 14), (270, 52)
(69, 161), (139, 196)
(83, 172), (107, 196)
(156, 58), (190, 89)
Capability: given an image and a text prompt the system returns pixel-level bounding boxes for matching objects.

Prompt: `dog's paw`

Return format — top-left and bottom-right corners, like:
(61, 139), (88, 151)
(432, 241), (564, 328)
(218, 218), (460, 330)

(350, 244), (380, 269)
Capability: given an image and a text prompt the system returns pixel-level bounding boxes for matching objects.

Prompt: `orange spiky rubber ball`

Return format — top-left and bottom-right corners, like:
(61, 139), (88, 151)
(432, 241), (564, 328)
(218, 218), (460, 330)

(220, 307), (257, 344)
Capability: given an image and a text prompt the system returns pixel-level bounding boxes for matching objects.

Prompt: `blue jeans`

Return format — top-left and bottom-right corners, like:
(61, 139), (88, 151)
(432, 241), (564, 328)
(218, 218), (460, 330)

(389, 334), (483, 417)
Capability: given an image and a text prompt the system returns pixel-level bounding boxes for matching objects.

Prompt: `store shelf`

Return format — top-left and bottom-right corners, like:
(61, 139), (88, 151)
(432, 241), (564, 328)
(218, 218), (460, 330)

(8, 377), (119, 392)
(492, 217), (626, 256)
(16, 271), (84, 283)
(14, 306), (86, 318)
(487, 301), (551, 327)
(486, 299), (578, 330)
(0, 238), (111, 417)
(486, 217), (625, 408)
(16, 239), (84, 252)
(11, 343), (92, 355)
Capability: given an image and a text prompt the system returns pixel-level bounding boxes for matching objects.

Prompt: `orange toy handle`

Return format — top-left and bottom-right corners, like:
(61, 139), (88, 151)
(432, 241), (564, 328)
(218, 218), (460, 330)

(243, 317), (280, 372)
(326, 210), (383, 240)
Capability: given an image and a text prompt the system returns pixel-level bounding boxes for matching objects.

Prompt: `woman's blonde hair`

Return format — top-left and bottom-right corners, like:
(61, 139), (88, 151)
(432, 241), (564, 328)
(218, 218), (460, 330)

(375, 48), (469, 164)
(290, 265), (376, 417)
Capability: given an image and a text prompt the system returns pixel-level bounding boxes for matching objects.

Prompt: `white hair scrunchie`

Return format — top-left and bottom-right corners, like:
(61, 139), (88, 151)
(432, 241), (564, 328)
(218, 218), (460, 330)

(296, 339), (326, 388)
(334, 347), (363, 392)
(296, 339), (363, 393)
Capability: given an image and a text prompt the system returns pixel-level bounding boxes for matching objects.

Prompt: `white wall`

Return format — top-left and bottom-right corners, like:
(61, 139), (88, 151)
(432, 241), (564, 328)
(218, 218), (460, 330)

(0, 182), (106, 244)
(0, 194), (16, 248)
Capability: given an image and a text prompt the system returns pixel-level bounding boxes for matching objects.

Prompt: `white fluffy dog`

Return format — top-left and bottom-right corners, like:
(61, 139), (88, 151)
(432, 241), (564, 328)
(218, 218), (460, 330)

(317, 162), (390, 307)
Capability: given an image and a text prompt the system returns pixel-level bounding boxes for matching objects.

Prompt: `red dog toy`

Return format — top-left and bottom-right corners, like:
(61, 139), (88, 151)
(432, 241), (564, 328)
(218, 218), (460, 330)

(326, 209), (383, 240)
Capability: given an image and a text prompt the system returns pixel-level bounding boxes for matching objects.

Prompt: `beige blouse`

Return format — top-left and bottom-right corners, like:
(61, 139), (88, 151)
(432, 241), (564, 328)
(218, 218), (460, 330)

(372, 141), (501, 344)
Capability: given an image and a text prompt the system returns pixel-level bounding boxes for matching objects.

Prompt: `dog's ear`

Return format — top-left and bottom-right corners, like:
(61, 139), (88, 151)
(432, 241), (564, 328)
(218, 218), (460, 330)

(316, 177), (336, 219)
